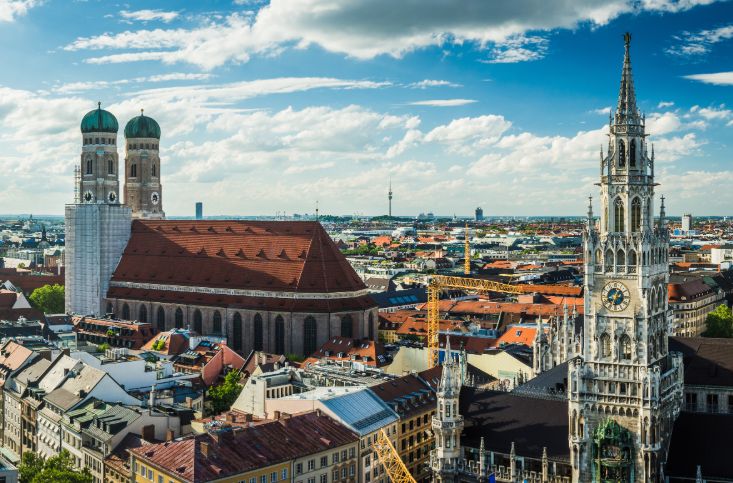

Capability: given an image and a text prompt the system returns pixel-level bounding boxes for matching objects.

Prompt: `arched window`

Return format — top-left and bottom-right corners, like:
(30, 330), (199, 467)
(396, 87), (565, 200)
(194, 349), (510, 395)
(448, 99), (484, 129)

(600, 333), (611, 358)
(139, 305), (147, 323)
(618, 140), (626, 167)
(193, 309), (202, 334)
(595, 249), (602, 264)
(130, 164), (137, 178)
(620, 335), (632, 360)
(253, 313), (263, 351)
(122, 303), (130, 320)
(232, 313), (242, 351)
(95, 137), (99, 144)
(616, 249), (625, 267)
(175, 308), (183, 329)
(275, 315), (285, 354)
(303, 316), (317, 356)
(340, 315), (353, 338)
(658, 286), (665, 309)
(368, 312), (374, 340)
(152, 164), (157, 177)
(212, 311), (222, 334)
(108, 159), (114, 175)
(156, 306), (165, 332)
(628, 250), (637, 266)
(614, 198), (625, 232)
(630, 139), (636, 167)
(86, 159), (93, 175)
(631, 198), (641, 231)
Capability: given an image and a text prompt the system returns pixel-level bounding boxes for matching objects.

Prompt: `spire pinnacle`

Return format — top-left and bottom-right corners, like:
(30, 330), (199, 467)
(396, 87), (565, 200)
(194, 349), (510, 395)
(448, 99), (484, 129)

(97, 101), (101, 109)
(615, 32), (640, 126)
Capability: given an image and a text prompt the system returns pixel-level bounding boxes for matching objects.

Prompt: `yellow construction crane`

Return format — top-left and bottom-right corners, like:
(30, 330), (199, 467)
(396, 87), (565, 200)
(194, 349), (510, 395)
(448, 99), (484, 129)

(464, 223), (471, 275)
(373, 429), (416, 483)
(426, 275), (523, 368)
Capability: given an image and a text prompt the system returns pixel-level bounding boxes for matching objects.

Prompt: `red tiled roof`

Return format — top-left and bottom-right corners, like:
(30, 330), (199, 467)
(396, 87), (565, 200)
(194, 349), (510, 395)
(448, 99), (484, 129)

(497, 326), (538, 347)
(131, 411), (358, 483)
(516, 284), (583, 297)
(112, 220), (367, 295)
(304, 336), (387, 367)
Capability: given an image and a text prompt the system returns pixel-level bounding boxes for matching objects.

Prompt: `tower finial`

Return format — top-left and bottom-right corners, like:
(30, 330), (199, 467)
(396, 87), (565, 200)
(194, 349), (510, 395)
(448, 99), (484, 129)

(624, 31), (631, 47)
(615, 31), (639, 125)
(141, 108), (144, 116)
(97, 101), (101, 109)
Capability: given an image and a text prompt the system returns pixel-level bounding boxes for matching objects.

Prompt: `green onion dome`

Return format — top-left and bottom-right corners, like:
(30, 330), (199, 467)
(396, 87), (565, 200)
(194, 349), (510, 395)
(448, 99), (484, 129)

(124, 110), (161, 139)
(80, 102), (119, 133)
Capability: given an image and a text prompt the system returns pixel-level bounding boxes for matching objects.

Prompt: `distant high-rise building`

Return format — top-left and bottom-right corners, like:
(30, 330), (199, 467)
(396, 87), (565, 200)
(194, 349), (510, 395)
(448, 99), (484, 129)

(195, 202), (203, 220)
(388, 178), (393, 217)
(681, 213), (692, 232)
(475, 207), (484, 221)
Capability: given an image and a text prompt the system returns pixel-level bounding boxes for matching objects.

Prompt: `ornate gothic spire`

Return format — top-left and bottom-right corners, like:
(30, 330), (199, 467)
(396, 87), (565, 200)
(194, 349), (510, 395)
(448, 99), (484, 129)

(615, 32), (640, 126)
(439, 336), (455, 394)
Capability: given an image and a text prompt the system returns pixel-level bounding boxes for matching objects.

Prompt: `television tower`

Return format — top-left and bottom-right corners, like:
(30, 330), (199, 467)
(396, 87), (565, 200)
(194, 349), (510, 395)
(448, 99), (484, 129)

(388, 178), (393, 217)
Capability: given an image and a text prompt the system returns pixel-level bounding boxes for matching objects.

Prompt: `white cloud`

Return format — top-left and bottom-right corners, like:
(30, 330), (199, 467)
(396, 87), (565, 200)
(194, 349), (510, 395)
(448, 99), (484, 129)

(62, 0), (724, 69)
(591, 107), (611, 115)
(684, 72), (733, 85)
(52, 73), (214, 94)
(695, 104), (732, 120)
(667, 24), (733, 57)
(147, 73), (213, 82)
(409, 99), (477, 107)
(0, 0), (38, 22)
(408, 79), (461, 89)
(284, 161), (335, 174)
(653, 133), (704, 161)
(483, 35), (548, 64)
(658, 101), (675, 108)
(647, 111), (683, 135)
(120, 9), (180, 23)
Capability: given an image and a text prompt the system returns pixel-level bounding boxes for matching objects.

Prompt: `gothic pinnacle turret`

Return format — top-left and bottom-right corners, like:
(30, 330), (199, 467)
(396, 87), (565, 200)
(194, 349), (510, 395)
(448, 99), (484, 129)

(615, 32), (641, 126)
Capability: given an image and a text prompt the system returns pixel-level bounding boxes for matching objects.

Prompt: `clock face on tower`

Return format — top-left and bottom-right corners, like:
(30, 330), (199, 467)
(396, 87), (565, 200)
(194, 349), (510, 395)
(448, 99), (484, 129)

(83, 191), (94, 203)
(108, 191), (117, 203)
(151, 192), (160, 205)
(602, 281), (631, 312)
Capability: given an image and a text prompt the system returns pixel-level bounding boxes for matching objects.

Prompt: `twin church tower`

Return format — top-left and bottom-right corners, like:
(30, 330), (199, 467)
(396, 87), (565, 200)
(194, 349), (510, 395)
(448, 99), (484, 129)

(65, 106), (165, 315)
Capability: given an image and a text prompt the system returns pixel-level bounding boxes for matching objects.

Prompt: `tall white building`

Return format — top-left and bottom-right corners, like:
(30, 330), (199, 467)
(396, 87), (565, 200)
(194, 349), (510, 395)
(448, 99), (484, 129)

(65, 104), (132, 316)
(681, 213), (692, 232)
(569, 33), (683, 482)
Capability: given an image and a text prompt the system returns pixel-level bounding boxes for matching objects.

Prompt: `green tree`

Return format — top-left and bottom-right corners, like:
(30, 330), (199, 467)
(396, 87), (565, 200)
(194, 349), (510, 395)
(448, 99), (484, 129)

(207, 369), (243, 415)
(19, 450), (92, 483)
(703, 304), (733, 338)
(29, 283), (65, 314)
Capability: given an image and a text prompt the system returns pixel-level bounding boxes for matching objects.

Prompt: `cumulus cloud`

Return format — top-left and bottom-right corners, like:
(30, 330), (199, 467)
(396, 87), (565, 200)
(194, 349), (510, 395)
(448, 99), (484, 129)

(120, 9), (180, 23)
(52, 73), (214, 94)
(62, 0), (724, 69)
(684, 71), (733, 85)
(658, 101), (675, 108)
(0, 0), (38, 22)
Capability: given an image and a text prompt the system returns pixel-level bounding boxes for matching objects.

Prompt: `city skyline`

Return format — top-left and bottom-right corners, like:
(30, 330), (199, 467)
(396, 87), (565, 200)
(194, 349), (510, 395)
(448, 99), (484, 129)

(1, 0), (732, 216)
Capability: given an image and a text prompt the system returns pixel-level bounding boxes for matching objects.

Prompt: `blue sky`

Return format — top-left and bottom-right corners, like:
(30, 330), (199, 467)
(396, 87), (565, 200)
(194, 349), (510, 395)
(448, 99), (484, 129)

(1, 0), (732, 217)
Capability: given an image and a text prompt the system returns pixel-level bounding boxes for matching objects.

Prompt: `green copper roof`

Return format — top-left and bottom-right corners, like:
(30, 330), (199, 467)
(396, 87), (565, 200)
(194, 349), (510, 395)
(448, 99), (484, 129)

(80, 103), (119, 133)
(124, 110), (161, 139)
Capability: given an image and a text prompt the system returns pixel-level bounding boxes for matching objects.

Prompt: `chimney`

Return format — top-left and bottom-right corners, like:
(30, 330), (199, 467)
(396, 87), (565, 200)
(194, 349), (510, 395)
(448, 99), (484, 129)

(200, 441), (210, 458)
(165, 429), (175, 442)
(141, 424), (155, 442)
(274, 411), (281, 420)
(244, 413), (253, 422)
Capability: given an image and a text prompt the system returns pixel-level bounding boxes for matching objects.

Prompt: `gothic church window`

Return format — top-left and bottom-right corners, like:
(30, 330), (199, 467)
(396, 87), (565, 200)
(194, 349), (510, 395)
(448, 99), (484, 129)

(130, 164), (137, 177)
(628, 250), (637, 266)
(618, 140), (625, 167)
(193, 309), (202, 334)
(275, 315), (285, 354)
(303, 316), (318, 356)
(232, 312), (242, 351)
(156, 306), (165, 331)
(600, 333), (611, 358)
(605, 249), (614, 271)
(631, 198), (641, 231)
(254, 313), (263, 351)
(620, 335), (632, 360)
(122, 303), (130, 320)
(139, 305), (147, 323)
(341, 315), (353, 338)
(616, 249), (625, 267)
(86, 159), (93, 175)
(108, 159), (114, 175)
(152, 164), (157, 177)
(212, 311), (222, 334)
(630, 139), (636, 167)
(175, 308), (183, 328)
(614, 198), (625, 232)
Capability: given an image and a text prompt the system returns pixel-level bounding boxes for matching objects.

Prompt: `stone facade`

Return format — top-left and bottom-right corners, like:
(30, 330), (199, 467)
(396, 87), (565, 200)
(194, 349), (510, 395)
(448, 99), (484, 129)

(569, 34), (683, 482)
